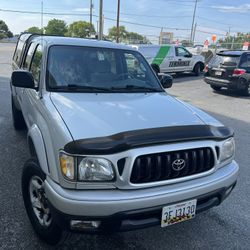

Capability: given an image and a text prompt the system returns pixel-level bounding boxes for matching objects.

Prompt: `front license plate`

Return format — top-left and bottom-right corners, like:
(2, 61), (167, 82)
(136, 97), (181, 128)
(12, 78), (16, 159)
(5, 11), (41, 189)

(161, 199), (197, 227)
(215, 71), (222, 76)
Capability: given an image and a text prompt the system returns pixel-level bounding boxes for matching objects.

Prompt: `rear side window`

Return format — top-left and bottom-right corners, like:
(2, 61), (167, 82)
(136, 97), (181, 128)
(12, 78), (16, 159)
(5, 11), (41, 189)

(30, 45), (43, 86)
(239, 54), (250, 72)
(210, 55), (240, 67)
(23, 43), (36, 70)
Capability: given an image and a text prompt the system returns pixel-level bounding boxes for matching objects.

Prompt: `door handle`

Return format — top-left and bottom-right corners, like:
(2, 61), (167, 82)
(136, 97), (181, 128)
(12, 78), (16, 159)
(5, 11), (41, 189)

(178, 59), (182, 61)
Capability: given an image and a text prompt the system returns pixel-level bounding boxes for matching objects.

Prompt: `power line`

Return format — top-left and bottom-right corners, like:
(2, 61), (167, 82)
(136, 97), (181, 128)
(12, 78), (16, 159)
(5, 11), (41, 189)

(103, 16), (191, 30)
(0, 8), (90, 16)
(0, 7), (192, 31)
(196, 29), (226, 36)
(103, 10), (192, 18)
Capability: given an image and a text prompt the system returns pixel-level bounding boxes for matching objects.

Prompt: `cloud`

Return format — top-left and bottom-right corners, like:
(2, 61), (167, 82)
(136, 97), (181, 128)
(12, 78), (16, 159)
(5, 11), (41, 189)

(212, 4), (250, 13)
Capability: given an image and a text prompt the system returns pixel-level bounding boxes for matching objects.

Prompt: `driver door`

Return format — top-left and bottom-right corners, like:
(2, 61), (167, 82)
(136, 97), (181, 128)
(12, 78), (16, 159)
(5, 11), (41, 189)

(173, 47), (193, 72)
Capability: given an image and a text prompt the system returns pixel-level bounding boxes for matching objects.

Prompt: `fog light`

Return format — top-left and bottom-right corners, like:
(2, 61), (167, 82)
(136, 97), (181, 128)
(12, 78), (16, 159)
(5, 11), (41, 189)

(70, 220), (101, 230)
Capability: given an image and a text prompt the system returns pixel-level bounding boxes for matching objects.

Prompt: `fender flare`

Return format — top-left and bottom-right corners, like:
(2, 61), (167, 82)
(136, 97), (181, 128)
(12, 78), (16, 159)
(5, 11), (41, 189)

(27, 124), (49, 175)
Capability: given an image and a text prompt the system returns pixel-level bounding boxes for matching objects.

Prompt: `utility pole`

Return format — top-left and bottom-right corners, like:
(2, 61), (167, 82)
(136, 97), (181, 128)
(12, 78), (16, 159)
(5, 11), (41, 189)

(228, 27), (231, 49)
(90, 0), (93, 27)
(231, 35), (235, 49)
(116, 0), (121, 43)
(41, 0), (44, 34)
(190, 0), (198, 44)
(98, 0), (103, 40)
(159, 27), (163, 45)
(192, 22), (197, 43)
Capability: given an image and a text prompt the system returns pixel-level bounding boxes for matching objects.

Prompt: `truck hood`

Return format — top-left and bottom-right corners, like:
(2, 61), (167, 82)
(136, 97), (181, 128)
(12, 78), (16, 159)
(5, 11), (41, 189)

(50, 92), (207, 140)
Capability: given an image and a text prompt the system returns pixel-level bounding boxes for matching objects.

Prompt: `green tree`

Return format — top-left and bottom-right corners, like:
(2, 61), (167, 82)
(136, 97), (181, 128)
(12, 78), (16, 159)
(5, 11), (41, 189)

(126, 32), (144, 43)
(219, 32), (250, 50)
(45, 19), (67, 36)
(66, 21), (95, 38)
(107, 26), (148, 44)
(0, 20), (13, 39)
(108, 26), (127, 41)
(25, 26), (42, 34)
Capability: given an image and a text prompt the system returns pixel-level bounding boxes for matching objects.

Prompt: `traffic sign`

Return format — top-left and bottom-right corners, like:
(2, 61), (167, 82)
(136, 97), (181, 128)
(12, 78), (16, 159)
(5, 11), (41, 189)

(204, 40), (209, 50)
(211, 35), (217, 43)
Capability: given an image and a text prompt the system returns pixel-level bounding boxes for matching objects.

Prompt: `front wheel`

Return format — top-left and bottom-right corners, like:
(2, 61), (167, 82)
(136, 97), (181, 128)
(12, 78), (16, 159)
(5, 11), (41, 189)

(22, 158), (66, 245)
(193, 63), (202, 76)
(210, 85), (222, 91)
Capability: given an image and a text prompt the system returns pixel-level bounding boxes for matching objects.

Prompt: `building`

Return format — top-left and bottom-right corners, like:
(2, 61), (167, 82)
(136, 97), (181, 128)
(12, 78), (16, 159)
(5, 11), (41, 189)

(159, 32), (173, 44)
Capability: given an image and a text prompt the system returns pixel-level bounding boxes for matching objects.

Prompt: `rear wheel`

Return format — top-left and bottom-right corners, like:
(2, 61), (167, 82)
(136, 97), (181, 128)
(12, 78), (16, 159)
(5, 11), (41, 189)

(22, 158), (67, 245)
(193, 63), (202, 76)
(210, 85), (222, 91)
(240, 79), (250, 96)
(11, 96), (26, 130)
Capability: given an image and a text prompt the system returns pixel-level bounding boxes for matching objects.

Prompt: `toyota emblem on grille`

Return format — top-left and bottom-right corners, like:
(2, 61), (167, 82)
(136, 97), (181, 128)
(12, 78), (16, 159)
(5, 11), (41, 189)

(172, 159), (186, 171)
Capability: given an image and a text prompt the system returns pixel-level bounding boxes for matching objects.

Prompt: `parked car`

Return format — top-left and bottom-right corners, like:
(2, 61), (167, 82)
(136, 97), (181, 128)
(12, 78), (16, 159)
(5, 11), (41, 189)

(11, 33), (238, 245)
(204, 50), (250, 95)
(131, 44), (205, 76)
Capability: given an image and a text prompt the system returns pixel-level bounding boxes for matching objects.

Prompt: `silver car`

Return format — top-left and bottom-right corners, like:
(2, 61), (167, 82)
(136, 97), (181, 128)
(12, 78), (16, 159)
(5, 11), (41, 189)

(11, 34), (238, 245)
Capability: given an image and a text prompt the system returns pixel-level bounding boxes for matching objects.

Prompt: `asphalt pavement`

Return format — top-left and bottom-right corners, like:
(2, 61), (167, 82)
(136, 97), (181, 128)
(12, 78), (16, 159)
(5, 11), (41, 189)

(0, 43), (249, 250)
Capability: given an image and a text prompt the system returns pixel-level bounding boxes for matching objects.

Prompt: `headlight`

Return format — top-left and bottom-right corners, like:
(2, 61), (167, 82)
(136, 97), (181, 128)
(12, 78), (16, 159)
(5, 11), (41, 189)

(220, 138), (235, 162)
(78, 157), (114, 181)
(59, 153), (75, 180)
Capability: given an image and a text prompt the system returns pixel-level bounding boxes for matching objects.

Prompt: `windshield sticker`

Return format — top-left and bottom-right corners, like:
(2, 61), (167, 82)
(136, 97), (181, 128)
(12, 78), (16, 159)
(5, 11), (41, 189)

(169, 61), (190, 67)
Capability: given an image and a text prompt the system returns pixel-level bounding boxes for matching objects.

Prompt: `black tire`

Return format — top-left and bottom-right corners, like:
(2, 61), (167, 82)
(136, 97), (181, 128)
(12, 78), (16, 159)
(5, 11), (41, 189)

(193, 63), (202, 76)
(210, 85), (222, 91)
(240, 79), (250, 96)
(22, 158), (66, 245)
(11, 96), (26, 130)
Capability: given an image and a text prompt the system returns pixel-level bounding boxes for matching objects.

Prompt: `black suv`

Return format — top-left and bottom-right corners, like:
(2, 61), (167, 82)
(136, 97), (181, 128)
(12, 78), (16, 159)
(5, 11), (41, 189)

(204, 50), (250, 95)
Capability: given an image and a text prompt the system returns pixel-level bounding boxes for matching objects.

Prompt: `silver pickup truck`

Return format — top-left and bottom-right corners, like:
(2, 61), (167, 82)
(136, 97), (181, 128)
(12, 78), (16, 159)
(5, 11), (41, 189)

(11, 33), (238, 245)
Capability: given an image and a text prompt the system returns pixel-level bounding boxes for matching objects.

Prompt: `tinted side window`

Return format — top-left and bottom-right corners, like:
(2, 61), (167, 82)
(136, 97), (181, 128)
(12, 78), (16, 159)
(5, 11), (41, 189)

(30, 45), (43, 86)
(23, 43), (36, 70)
(13, 40), (24, 65)
(239, 54), (250, 72)
(176, 47), (190, 57)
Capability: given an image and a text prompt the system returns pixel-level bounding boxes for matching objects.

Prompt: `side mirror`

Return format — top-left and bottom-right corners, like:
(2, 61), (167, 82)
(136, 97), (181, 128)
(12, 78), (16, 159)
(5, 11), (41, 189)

(161, 74), (173, 89)
(184, 53), (192, 58)
(11, 70), (35, 89)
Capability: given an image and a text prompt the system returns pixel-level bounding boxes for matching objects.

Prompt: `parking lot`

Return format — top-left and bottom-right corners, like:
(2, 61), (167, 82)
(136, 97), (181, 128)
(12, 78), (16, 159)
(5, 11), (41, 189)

(0, 43), (249, 250)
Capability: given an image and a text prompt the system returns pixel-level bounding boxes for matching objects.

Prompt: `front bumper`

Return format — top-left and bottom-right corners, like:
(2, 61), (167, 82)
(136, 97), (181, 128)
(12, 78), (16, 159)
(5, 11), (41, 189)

(45, 161), (238, 232)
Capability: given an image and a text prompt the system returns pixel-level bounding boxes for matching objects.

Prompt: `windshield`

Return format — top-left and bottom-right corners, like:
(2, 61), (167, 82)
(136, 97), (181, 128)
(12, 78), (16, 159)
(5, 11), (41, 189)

(46, 45), (162, 93)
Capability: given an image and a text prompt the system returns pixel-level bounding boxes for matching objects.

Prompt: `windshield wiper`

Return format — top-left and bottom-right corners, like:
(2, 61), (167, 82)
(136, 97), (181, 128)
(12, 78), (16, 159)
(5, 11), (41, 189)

(111, 85), (161, 92)
(51, 84), (112, 92)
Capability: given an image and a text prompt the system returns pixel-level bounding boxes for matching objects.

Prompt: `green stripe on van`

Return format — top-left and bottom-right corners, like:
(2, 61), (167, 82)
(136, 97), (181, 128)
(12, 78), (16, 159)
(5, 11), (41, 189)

(152, 46), (170, 65)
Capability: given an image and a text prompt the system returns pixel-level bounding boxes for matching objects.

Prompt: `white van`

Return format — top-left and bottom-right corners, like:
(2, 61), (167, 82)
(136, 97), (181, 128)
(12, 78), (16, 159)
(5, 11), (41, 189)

(132, 44), (205, 76)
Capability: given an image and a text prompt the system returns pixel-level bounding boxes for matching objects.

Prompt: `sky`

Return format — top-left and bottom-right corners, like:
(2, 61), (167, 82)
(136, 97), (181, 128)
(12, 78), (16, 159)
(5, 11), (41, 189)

(0, 0), (250, 44)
